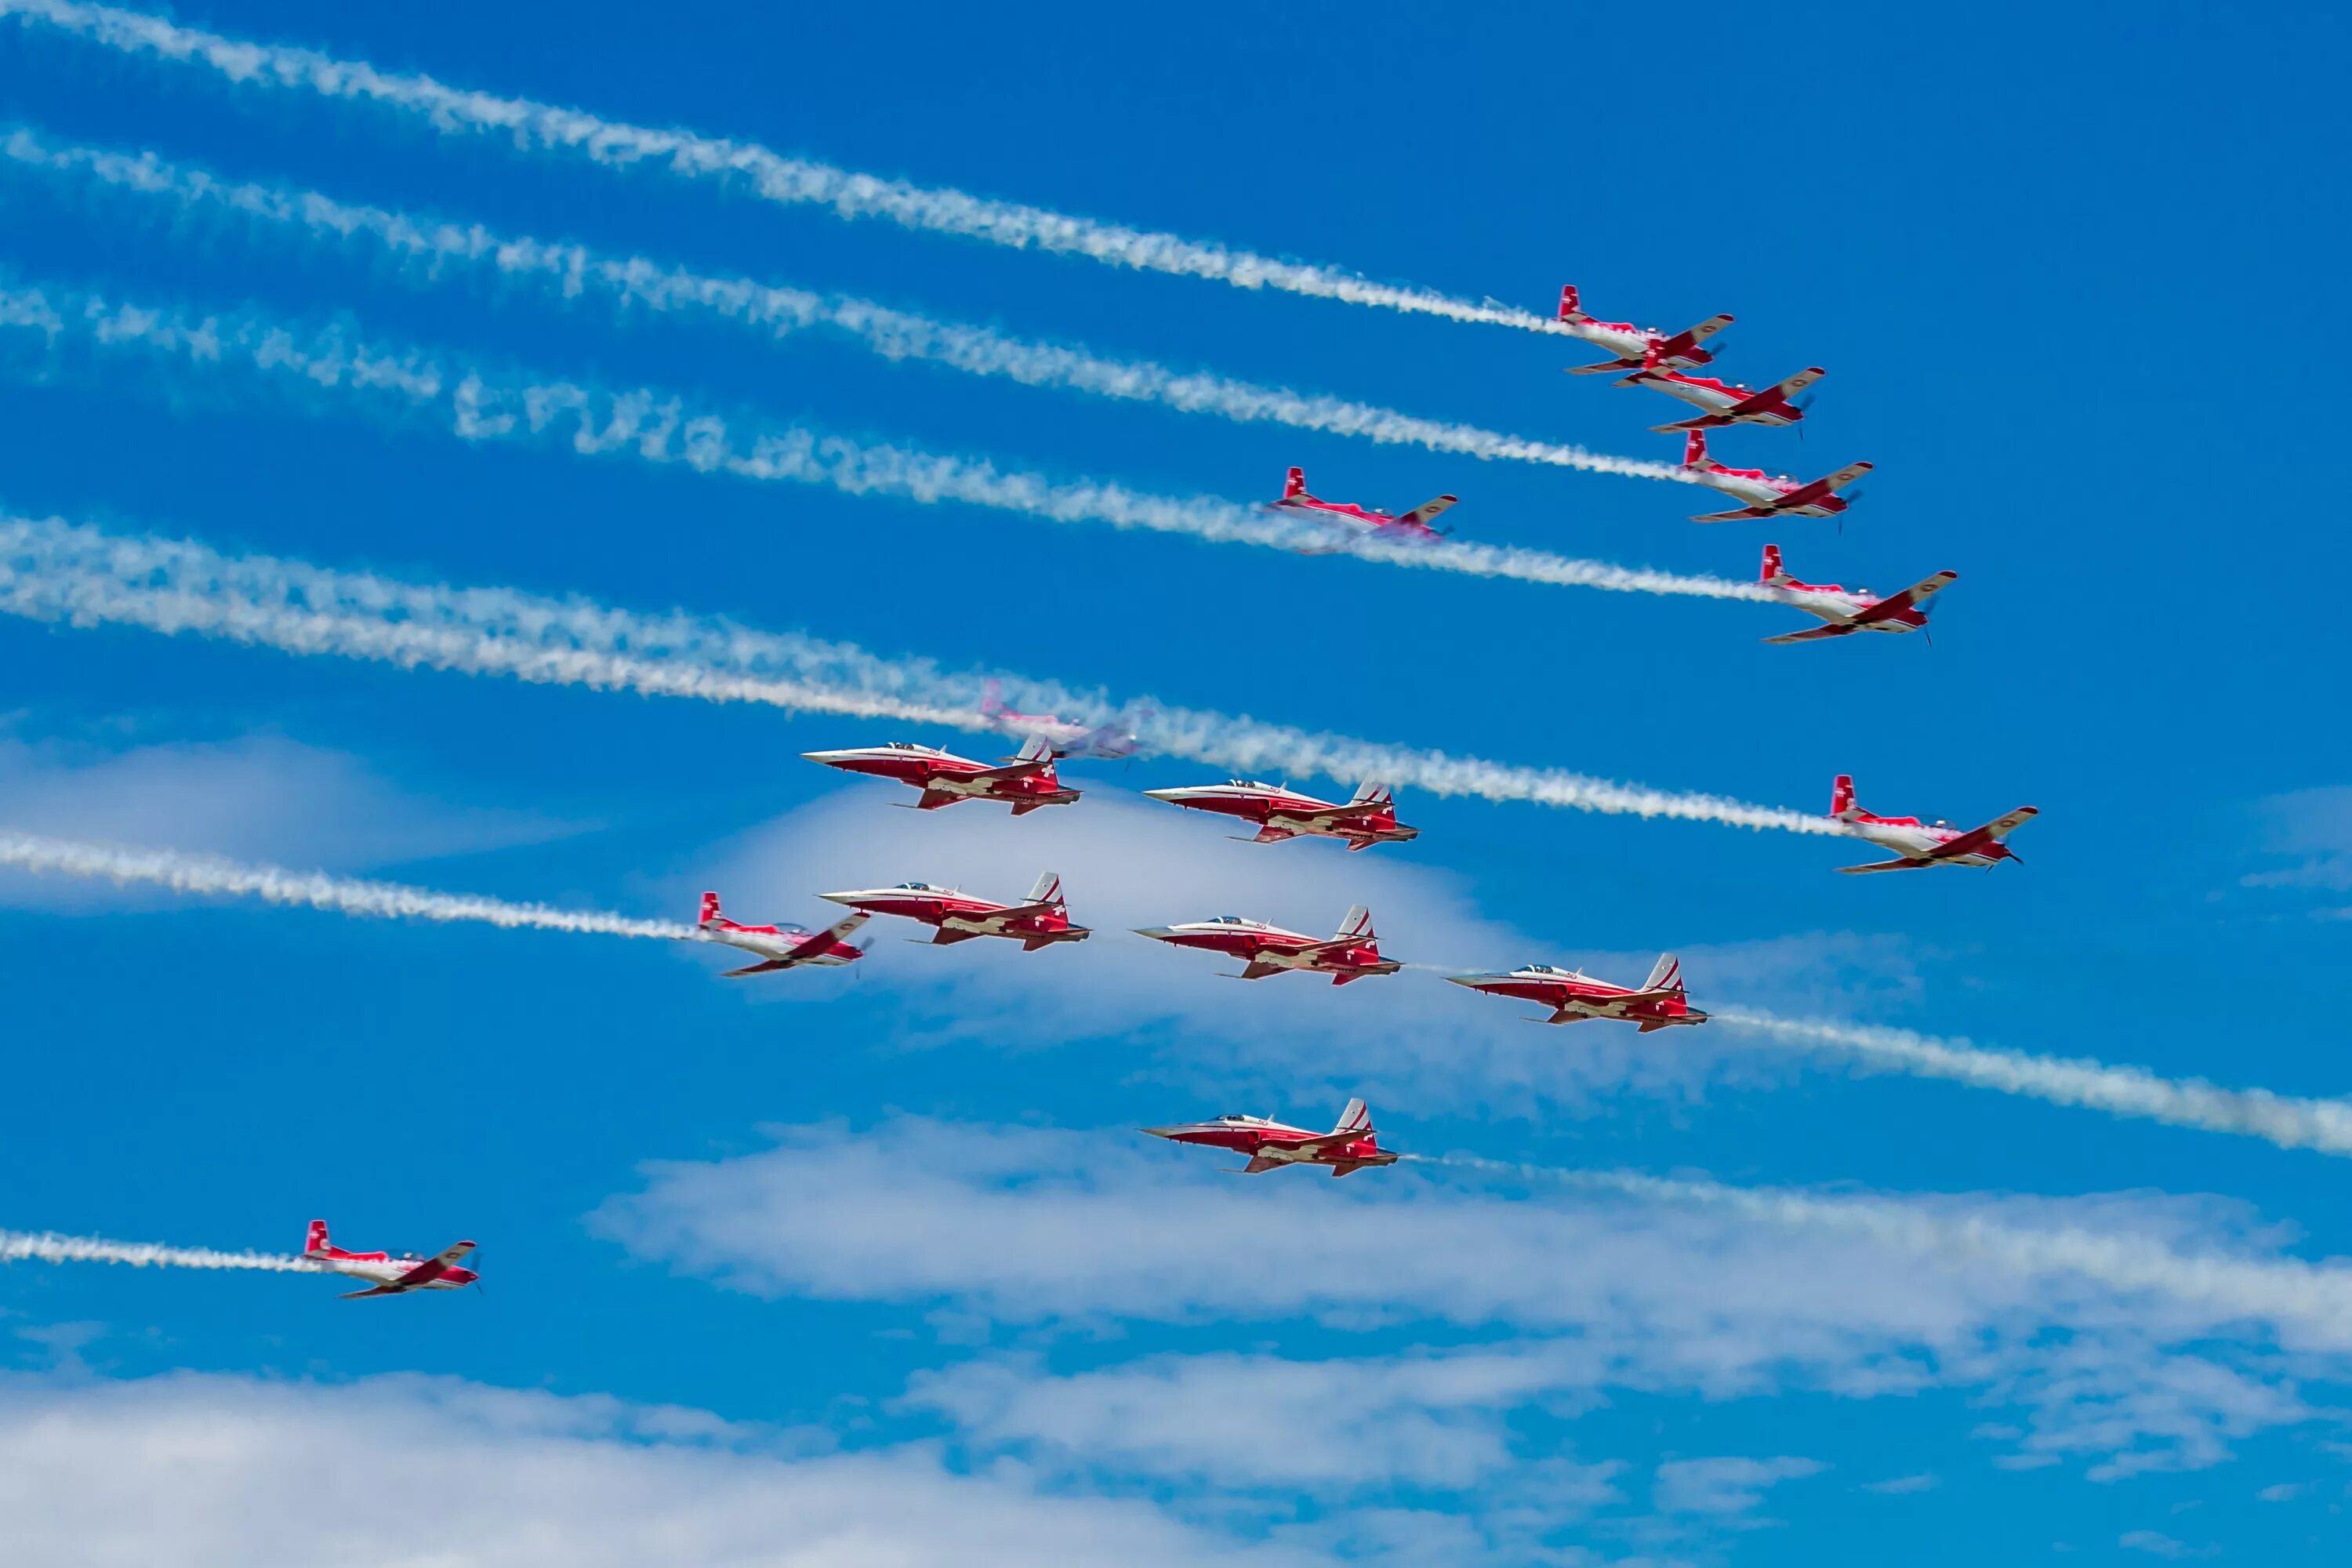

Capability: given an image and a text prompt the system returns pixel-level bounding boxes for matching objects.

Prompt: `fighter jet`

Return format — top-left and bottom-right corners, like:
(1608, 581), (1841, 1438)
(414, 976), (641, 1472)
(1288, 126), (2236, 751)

(818, 871), (1091, 949)
(1831, 775), (2038, 874)
(981, 680), (1144, 761)
(1141, 1096), (1399, 1177)
(1556, 284), (1734, 375)
(1142, 779), (1417, 851)
(1759, 545), (1957, 645)
(1679, 430), (1871, 524)
(697, 892), (870, 977)
(1134, 904), (1401, 985)
(1448, 954), (1708, 1031)
(302, 1220), (478, 1299)
(1619, 364), (1824, 434)
(802, 736), (1080, 815)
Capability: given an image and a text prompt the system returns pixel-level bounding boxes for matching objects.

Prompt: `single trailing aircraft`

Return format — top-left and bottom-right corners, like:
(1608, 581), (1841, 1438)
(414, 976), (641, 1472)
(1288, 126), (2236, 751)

(818, 871), (1091, 949)
(980, 680), (1144, 761)
(802, 735), (1080, 815)
(1272, 467), (1457, 544)
(301, 1220), (478, 1299)
(1141, 1096), (1399, 1177)
(1619, 364), (1825, 434)
(1680, 430), (1871, 524)
(1759, 545), (1957, 646)
(1557, 284), (1734, 375)
(1831, 775), (2038, 873)
(696, 893), (870, 977)
(1142, 779), (1418, 851)
(1447, 954), (1708, 1031)
(1134, 904), (1402, 985)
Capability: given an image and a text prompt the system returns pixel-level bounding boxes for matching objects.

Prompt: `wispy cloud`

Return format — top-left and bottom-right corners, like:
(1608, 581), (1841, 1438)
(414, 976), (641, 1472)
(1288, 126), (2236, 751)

(0, 1), (1577, 334)
(0, 125), (1695, 486)
(1652, 1455), (1825, 1517)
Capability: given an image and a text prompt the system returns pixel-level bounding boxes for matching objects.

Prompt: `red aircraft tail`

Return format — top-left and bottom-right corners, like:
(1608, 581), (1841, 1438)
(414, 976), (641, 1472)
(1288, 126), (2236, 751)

(1832, 774), (1860, 820)
(699, 891), (727, 928)
(1760, 544), (1786, 585)
(1556, 284), (1587, 324)
(304, 1219), (362, 1260)
(1683, 430), (1722, 472)
(1283, 466), (1309, 500)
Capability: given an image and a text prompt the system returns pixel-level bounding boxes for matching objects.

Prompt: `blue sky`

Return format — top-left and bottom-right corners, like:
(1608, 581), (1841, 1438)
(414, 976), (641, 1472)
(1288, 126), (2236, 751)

(2, 2), (2349, 1563)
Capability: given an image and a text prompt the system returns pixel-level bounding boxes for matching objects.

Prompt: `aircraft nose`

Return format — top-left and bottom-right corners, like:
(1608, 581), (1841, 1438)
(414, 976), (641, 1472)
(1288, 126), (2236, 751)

(800, 750), (858, 764)
(815, 891), (862, 907)
(1141, 788), (1185, 803)
(1132, 927), (1177, 942)
(1444, 974), (1487, 988)
(1137, 1126), (1181, 1140)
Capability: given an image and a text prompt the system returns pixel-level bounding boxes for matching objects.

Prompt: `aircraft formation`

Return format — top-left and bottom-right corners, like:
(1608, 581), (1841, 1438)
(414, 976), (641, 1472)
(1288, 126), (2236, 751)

(74, 260), (2040, 1294)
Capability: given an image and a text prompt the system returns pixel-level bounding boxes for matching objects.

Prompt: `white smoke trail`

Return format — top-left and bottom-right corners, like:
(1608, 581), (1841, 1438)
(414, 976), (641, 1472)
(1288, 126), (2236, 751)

(0, 510), (1842, 836)
(0, 0), (1574, 336)
(0, 829), (708, 943)
(0, 126), (1698, 487)
(1714, 1008), (2352, 1159)
(0, 278), (1777, 606)
(2, 1229), (321, 1274)
(1417, 1154), (2352, 1343)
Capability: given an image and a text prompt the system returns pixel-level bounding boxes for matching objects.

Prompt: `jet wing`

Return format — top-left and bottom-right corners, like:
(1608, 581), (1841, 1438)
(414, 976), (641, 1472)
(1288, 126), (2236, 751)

(397, 1242), (475, 1283)
(338, 1283), (408, 1299)
(1762, 622), (1859, 645)
(1850, 570), (1960, 624)
(789, 912), (869, 956)
(964, 755), (1056, 782)
(720, 957), (793, 977)
(1396, 495), (1459, 528)
(1835, 856), (1936, 874)
(1926, 805), (2039, 861)
(1739, 367), (1824, 410)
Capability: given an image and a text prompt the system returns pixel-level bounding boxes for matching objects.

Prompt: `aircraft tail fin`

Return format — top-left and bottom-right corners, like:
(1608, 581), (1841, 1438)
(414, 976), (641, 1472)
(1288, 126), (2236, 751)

(1025, 870), (1064, 908)
(1761, 544), (1788, 586)
(1334, 903), (1375, 942)
(1331, 1097), (1374, 1136)
(1641, 953), (1684, 996)
(1348, 781), (1395, 808)
(699, 891), (723, 927)
(1683, 430), (1720, 471)
(1833, 774), (1860, 820)
(305, 1219), (329, 1256)
(1283, 466), (1309, 500)
(1014, 735), (1053, 763)
(1556, 284), (1587, 324)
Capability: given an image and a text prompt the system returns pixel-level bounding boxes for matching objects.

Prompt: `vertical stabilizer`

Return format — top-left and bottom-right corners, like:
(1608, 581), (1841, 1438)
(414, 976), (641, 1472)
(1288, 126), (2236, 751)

(1283, 466), (1309, 499)
(1832, 775), (1860, 820)
(1332, 1097), (1373, 1135)
(1025, 870), (1064, 907)
(1334, 904), (1375, 942)
(1641, 953), (1682, 995)
(1557, 285), (1586, 323)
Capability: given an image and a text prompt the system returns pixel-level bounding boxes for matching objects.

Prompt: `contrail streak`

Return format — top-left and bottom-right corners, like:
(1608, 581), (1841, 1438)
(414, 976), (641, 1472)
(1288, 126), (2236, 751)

(1417, 1154), (2352, 1345)
(0, 126), (1697, 487)
(1715, 1008), (2352, 1160)
(0, 510), (1841, 836)
(0, 0), (1574, 336)
(0, 829), (707, 943)
(0, 278), (1776, 605)
(2, 1229), (321, 1274)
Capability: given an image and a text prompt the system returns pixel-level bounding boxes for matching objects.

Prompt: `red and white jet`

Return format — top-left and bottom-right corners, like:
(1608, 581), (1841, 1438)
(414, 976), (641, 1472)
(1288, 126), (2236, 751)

(1142, 779), (1418, 852)
(302, 1219), (477, 1300)
(818, 871), (1091, 949)
(981, 680), (1143, 761)
(1619, 365), (1824, 434)
(1272, 467), (1457, 544)
(803, 735), (1080, 815)
(1557, 284), (1734, 376)
(1680, 430), (1871, 524)
(1141, 1096), (1399, 1177)
(1831, 774), (2038, 874)
(1447, 954), (1708, 1031)
(1759, 545), (1957, 646)
(1134, 904), (1402, 985)
(697, 892), (870, 977)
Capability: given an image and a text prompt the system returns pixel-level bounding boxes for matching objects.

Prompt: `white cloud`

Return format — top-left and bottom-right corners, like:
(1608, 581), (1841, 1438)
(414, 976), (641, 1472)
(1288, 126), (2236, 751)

(2118, 1528), (2218, 1559)
(1652, 1455), (1825, 1516)
(0, 731), (569, 911)
(0, 1370), (1334, 1568)
(1860, 1472), (1940, 1494)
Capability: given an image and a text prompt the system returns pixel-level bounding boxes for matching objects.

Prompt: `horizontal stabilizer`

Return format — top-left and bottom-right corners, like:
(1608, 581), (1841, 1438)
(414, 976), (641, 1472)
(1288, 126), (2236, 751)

(930, 927), (984, 944)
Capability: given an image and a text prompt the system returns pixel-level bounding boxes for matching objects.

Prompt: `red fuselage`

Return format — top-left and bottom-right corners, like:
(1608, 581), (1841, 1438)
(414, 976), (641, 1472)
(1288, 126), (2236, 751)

(818, 883), (1090, 948)
(802, 743), (1078, 813)
(1142, 782), (1418, 850)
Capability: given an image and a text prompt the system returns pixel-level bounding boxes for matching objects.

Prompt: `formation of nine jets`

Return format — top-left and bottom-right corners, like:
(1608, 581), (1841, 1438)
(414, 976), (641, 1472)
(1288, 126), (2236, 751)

(303, 287), (2038, 1296)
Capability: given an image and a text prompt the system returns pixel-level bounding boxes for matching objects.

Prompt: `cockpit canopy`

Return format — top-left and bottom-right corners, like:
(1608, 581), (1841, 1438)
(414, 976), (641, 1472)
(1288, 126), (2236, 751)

(892, 881), (942, 892)
(1205, 915), (1249, 925)
(1523, 964), (1573, 975)
(1225, 779), (1281, 791)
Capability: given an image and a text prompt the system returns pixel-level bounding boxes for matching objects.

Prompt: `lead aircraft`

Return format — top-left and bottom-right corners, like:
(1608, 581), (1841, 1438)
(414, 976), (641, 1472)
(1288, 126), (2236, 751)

(1134, 904), (1402, 985)
(1556, 285), (1734, 375)
(1620, 363), (1825, 433)
(818, 871), (1091, 949)
(302, 1220), (478, 1299)
(1831, 775), (2038, 873)
(1759, 545), (1957, 645)
(1272, 467), (1457, 544)
(1448, 955), (1708, 1030)
(697, 893), (870, 977)
(1142, 779), (1418, 851)
(802, 736), (1080, 815)
(1679, 430), (1871, 523)
(1142, 1097), (1399, 1176)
